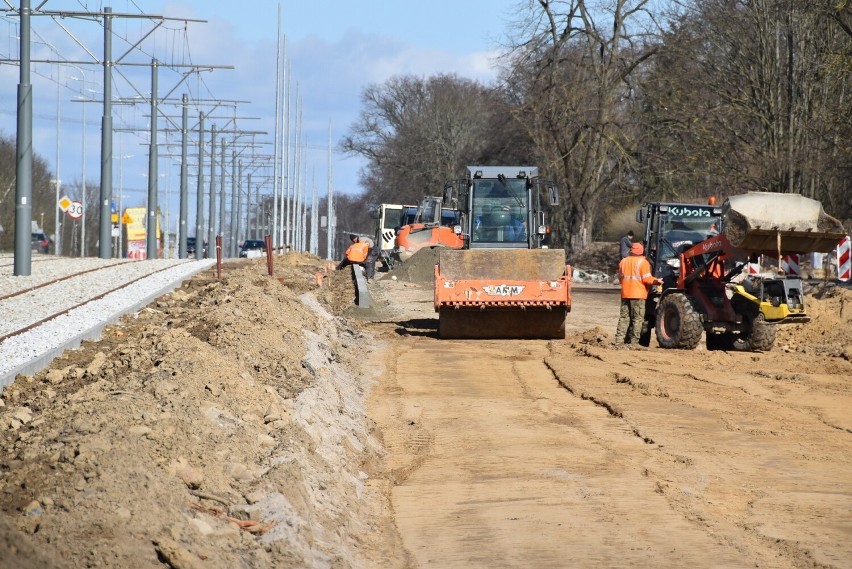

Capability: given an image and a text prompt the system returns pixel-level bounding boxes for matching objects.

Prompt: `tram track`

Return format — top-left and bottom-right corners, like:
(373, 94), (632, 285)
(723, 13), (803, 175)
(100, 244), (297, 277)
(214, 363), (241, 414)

(0, 263), (187, 343)
(0, 260), (128, 302)
(0, 258), (215, 387)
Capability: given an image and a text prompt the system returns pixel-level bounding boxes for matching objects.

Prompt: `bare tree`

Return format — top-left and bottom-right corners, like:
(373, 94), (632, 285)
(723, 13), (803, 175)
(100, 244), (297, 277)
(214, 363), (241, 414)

(341, 74), (523, 208)
(634, 0), (852, 217)
(503, 0), (661, 251)
(0, 133), (56, 252)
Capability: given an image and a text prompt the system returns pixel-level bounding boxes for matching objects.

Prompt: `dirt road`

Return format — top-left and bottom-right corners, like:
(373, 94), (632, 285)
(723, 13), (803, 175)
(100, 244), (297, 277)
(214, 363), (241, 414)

(364, 277), (852, 568)
(0, 255), (850, 568)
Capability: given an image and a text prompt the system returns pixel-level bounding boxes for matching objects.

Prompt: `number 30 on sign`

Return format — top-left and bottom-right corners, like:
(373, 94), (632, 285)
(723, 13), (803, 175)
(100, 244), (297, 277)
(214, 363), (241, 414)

(67, 201), (84, 219)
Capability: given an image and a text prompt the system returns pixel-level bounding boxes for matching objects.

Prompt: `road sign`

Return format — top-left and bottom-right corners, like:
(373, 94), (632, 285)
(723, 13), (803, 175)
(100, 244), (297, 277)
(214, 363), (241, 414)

(58, 196), (72, 212)
(67, 201), (83, 220)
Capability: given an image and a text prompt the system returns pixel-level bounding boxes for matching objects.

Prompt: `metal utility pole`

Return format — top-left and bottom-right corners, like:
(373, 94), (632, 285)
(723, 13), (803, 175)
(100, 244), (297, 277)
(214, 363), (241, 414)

(235, 171), (244, 247)
(272, 4), (282, 252)
(13, 0), (32, 276)
(178, 94), (189, 258)
(54, 79), (62, 257)
(98, 7), (113, 259)
(229, 166), (238, 258)
(207, 125), (217, 254)
(327, 120), (334, 260)
(195, 113), (205, 260)
(4, 5), (219, 264)
(310, 167), (318, 256)
(146, 59), (159, 260)
(219, 144), (227, 253)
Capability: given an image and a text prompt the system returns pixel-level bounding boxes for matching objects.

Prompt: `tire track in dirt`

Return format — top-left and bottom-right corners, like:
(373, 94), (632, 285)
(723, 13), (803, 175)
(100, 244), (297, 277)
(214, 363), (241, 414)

(547, 335), (852, 568)
(368, 329), (753, 568)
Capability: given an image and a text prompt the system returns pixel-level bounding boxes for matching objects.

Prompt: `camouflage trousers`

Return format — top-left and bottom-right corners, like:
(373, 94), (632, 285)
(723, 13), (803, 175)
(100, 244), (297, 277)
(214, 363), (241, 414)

(615, 298), (645, 344)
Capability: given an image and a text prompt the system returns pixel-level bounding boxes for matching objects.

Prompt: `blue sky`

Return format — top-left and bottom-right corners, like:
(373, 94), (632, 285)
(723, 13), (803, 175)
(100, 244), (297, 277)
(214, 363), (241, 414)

(0, 0), (524, 234)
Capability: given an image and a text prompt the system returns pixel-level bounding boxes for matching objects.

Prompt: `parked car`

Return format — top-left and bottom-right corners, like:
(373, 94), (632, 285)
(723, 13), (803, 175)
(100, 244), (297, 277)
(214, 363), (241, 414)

(31, 231), (51, 254)
(239, 239), (266, 258)
(186, 237), (207, 257)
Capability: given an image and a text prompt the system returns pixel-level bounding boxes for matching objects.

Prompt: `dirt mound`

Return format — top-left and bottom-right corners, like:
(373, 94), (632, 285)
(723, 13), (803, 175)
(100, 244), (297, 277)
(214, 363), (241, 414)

(567, 242), (619, 275)
(0, 254), (402, 569)
(777, 285), (852, 358)
(389, 247), (441, 284)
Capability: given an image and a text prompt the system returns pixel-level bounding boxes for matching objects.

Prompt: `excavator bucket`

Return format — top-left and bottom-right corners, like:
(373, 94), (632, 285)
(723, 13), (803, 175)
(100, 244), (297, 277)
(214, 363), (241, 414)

(434, 249), (571, 339)
(724, 192), (846, 254)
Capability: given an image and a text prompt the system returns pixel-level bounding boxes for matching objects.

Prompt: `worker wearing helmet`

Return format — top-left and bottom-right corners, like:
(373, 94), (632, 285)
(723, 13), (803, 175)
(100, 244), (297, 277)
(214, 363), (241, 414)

(615, 242), (662, 346)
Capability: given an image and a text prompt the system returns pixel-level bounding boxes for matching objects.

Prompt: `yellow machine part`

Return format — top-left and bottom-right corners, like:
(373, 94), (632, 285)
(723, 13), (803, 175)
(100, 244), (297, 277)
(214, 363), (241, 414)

(731, 285), (810, 324)
(435, 248), (571, 339)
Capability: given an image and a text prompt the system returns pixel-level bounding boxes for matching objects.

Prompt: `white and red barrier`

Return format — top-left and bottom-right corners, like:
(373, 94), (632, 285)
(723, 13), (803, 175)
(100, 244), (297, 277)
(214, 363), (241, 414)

(781, 254), (800, 276)
(838, 236), (851, 282)
(746, 256), (761, 276)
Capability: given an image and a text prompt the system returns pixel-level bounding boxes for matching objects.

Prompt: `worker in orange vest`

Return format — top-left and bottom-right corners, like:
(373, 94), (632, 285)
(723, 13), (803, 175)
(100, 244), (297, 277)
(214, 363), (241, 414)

(615, 242), (662, 346)
(336, 234), (374, 281)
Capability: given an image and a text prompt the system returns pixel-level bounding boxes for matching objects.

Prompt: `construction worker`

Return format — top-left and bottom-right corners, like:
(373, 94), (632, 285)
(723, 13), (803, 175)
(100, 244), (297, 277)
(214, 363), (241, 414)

(336, 234), (374, 281)
(615, 242), (662, 346)
(360, 235), (380, 281)
(619, 230), (634, 259)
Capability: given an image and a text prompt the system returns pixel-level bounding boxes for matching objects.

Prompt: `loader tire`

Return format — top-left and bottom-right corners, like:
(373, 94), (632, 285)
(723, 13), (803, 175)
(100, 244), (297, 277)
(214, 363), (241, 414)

(732, 314), (777, 352)
(655, 293), (703, 350)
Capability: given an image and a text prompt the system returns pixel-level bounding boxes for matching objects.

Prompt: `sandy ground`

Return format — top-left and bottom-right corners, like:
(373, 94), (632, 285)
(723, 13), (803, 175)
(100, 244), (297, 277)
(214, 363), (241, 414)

(1, 250), (851, 568)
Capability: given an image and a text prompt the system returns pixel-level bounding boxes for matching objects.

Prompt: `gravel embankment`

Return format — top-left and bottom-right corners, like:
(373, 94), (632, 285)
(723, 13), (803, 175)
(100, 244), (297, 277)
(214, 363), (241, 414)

(0, 256), (216, 387)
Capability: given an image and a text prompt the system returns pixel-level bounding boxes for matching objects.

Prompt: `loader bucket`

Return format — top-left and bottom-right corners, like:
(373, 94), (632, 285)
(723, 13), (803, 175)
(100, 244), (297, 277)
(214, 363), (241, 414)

(435, 248), (571, 339)
(723, 192), (845, 254)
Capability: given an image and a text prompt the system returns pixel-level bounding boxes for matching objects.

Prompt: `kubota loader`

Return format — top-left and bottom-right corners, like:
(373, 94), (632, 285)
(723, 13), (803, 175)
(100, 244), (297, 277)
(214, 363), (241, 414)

(434, 166), (571, 339)
(636, 192), (846, 351)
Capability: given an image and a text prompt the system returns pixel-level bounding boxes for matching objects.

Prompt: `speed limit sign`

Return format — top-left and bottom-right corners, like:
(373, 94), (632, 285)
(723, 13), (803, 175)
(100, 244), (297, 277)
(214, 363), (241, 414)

(67, 201), (83, 219)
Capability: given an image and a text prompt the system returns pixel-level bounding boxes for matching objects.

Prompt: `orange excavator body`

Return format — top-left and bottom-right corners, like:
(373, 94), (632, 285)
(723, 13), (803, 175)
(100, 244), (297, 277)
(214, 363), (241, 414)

(395, 223), (464, 263)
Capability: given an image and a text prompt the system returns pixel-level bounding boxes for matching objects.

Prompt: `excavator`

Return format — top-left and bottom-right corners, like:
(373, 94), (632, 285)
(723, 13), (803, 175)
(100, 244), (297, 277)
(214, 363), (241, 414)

(434, 166), (571, 339)
(637, 192), (846, 351)
(392, 196), (464, 264)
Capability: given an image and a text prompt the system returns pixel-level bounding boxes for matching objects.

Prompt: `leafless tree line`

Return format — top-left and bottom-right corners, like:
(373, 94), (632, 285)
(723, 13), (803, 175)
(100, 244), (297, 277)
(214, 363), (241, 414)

(343, 0), (852, 252)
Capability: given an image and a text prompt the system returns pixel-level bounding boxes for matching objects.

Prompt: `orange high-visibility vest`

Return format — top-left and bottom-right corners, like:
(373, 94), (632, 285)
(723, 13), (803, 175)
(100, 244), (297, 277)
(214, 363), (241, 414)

(345, 241), (369, 263)
(618, 254), (656, 299)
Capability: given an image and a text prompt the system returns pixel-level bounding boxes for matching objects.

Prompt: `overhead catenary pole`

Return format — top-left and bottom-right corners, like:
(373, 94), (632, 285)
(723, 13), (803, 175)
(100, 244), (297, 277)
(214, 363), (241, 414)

(54, 75), (62, 257)
(272, 4), (282, 252)
(80, 72), (87, 257)
(292, 89), (301, 251)
(254, 176), (262, 239)
(194, 112), (205, 260)
(327, 120), (334, 260)
(229, 162), (238, 257)
(98, 6), (114, 259)
(285, 73), (294, 250)
(235, 171), (243, 246)
(310, 166), (318, 255)
(178, 93), (189, 258)
(207, 124), (217, 254)
(145, 58), (159, 260)
(300, 133), (307, 251)
(219, 142), (226, 246)
(13, 0), (33, 276)
(219, 146), (230, 251)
